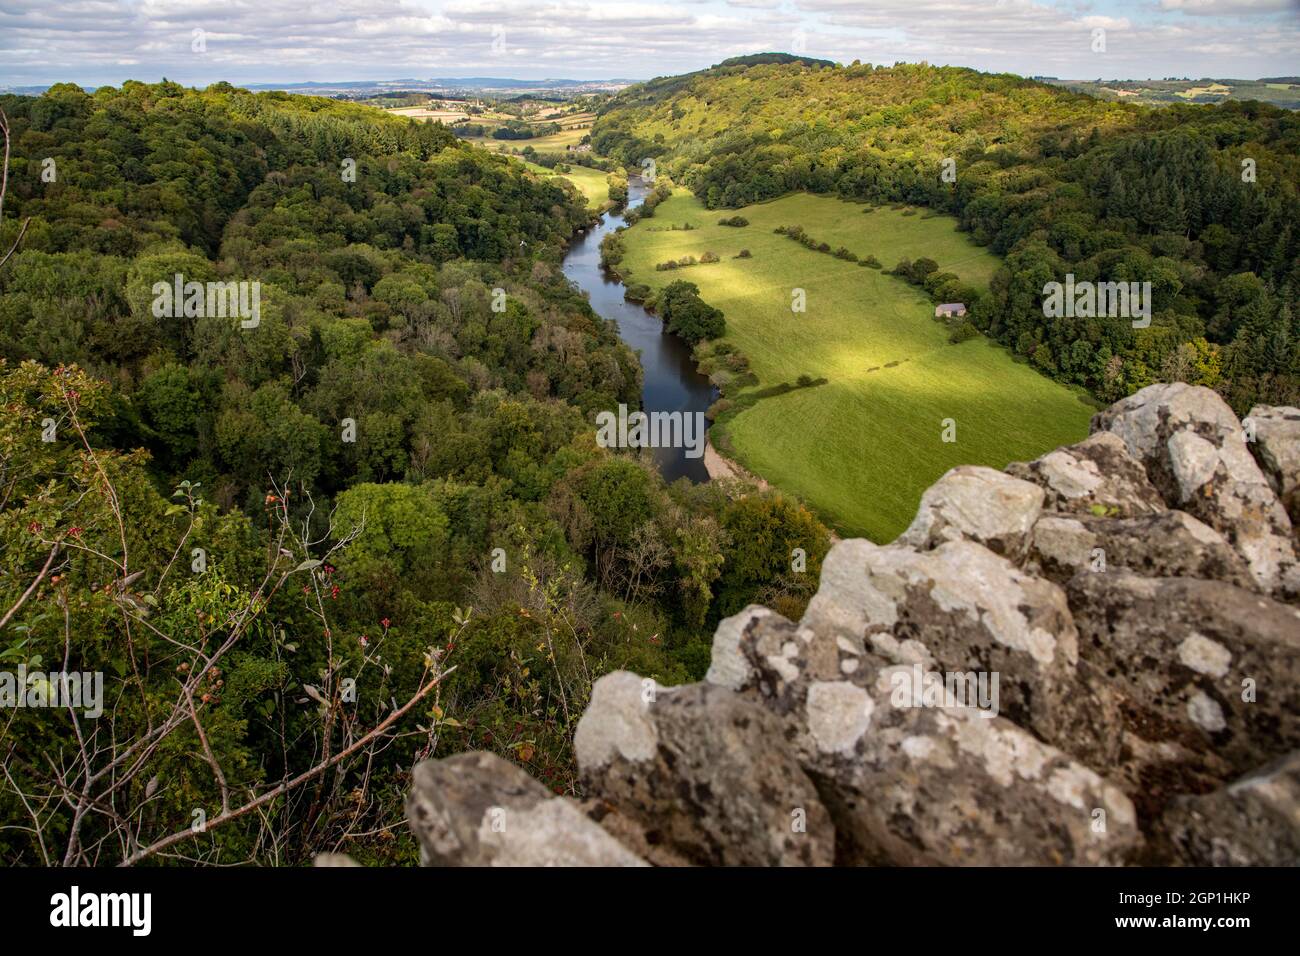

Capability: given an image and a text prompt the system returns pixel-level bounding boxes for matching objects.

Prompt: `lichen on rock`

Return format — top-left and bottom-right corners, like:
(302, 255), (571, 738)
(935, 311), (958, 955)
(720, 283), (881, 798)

(406, 388), (1300, 867)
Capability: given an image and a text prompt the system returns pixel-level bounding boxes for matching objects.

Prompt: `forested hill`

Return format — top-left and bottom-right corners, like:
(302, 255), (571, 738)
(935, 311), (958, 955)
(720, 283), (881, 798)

(0, 81), (836, 864)
(593, 59), (1300, 412)
(0, 79), (635, 489)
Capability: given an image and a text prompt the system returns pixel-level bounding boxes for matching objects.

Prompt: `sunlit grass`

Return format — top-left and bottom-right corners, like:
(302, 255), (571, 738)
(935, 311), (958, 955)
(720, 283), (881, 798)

(619, 189), (1094, 541)
(522, 160), (610, 211)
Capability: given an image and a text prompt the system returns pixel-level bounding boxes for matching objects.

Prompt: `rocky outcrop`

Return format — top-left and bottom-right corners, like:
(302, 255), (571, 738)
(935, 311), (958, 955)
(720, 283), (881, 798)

(896, 465), (1043, 563)
(1152, 750), (1300, 866)
(708, 605), (1139, 865)
(1246, 404), (1300, 529)
(405, 386), (1299, 867)
(1091, 383), (1296, 595)
(796, 537), (1119, 768)
(1027, 510), (1254, 588)
(1006, 431), (1165, 518)
(406, 752), (646, 866)
(574, 672), (835, 866)
(1068, 572), (1300, 811)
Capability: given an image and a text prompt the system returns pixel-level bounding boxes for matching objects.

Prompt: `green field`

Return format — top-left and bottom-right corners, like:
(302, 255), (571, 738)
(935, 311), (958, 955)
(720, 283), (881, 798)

(523, 160), (611, 211)
(619, 190), (1095, 541)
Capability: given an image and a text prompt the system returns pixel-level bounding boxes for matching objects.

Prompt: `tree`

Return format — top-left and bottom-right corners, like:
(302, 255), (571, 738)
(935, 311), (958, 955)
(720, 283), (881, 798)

(715, 494), (830, 618)
(658, 279), (725, 344)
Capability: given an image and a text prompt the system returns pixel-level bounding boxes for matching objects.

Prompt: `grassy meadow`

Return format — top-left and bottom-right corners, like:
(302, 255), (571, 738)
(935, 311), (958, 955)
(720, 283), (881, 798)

(523, 160), (612, 211)
(618, 190), (1095, 541)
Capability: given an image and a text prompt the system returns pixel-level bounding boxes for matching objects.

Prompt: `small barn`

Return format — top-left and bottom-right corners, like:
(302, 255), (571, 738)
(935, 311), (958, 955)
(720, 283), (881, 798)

(935, 302), (967, 318)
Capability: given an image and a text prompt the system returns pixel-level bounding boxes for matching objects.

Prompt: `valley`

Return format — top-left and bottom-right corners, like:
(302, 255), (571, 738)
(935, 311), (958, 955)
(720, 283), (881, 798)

(612, 189), (1094, 540)
(2, 18), (1298, 872)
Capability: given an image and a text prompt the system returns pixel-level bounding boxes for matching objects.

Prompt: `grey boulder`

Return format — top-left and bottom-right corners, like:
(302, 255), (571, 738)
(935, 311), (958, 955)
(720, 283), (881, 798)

(575, 671), (834, 866)
(406, 751), (646, 866)
(1092, 383), (1296, 595)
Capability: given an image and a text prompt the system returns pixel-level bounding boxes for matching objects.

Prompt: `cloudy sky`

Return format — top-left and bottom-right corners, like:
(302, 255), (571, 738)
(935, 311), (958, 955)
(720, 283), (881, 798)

(2, 0), (1297, 88)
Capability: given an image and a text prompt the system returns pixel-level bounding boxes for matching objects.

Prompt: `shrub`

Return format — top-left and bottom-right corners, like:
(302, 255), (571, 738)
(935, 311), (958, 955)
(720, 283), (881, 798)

(736, 248), (752, 258)
(700, 250), (720, 263)
(718, 215), (749, 227)
(948, 320), (979, 344)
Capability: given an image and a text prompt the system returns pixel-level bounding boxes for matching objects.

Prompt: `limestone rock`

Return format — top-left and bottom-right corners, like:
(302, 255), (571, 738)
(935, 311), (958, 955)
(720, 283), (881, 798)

(1246, 404), (1300, 528)
(575, 671), (834, 866)
(1092, 383), (1296, 594)
(578, 798), (696, 867)
(1067, 571), (1300, 792)
(896, 465), (1044, 563)
(1028, 510), (1254, 589)
(405, 751), (646, 866)
(1007, 431), (1165, 518)
(1154, 750), (1300, 866)
(799, 537), (1115, 766)
(708, 608), (1140, 866)
(312, 852), (361, 867)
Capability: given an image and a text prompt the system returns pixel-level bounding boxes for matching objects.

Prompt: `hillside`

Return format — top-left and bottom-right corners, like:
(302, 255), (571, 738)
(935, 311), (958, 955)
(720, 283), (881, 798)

(0, 81), (835, 865)
(593, 59), (1300, 415)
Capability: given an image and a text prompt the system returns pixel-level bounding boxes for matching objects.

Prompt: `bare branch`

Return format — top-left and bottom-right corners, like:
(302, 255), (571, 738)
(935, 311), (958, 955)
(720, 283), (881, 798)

(118, 666), (454, 867)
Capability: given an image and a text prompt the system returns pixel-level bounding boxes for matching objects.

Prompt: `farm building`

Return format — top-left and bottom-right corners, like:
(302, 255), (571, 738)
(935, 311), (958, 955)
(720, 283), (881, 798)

(935, 303), (967, 318)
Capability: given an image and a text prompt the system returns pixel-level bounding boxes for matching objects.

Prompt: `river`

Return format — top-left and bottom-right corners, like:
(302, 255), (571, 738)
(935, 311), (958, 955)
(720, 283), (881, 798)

(561, 176), (718, 483)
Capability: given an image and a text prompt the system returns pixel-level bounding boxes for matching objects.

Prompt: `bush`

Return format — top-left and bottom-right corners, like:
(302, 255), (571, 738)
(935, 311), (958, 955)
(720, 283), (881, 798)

(948, 320), (979, 344)
(736, 248), (752, 258)
(718, 215), (749, 227)
(700, 250), (720, 263)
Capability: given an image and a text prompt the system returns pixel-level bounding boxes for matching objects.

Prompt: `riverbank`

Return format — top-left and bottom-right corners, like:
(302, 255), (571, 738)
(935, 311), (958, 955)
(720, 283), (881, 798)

(703, 436), (767, 489)
(558, 175), (717, 485)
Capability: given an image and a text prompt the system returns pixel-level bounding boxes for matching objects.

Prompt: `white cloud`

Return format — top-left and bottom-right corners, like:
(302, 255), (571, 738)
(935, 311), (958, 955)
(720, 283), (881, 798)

(0, 0), (1295, 87)
(1160, 0), (1293, 15)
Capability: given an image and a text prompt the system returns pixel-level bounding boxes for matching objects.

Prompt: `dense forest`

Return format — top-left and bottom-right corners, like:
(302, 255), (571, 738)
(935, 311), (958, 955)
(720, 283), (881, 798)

(593, 59), (1300, 412)
(0, 81), (830, 864)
